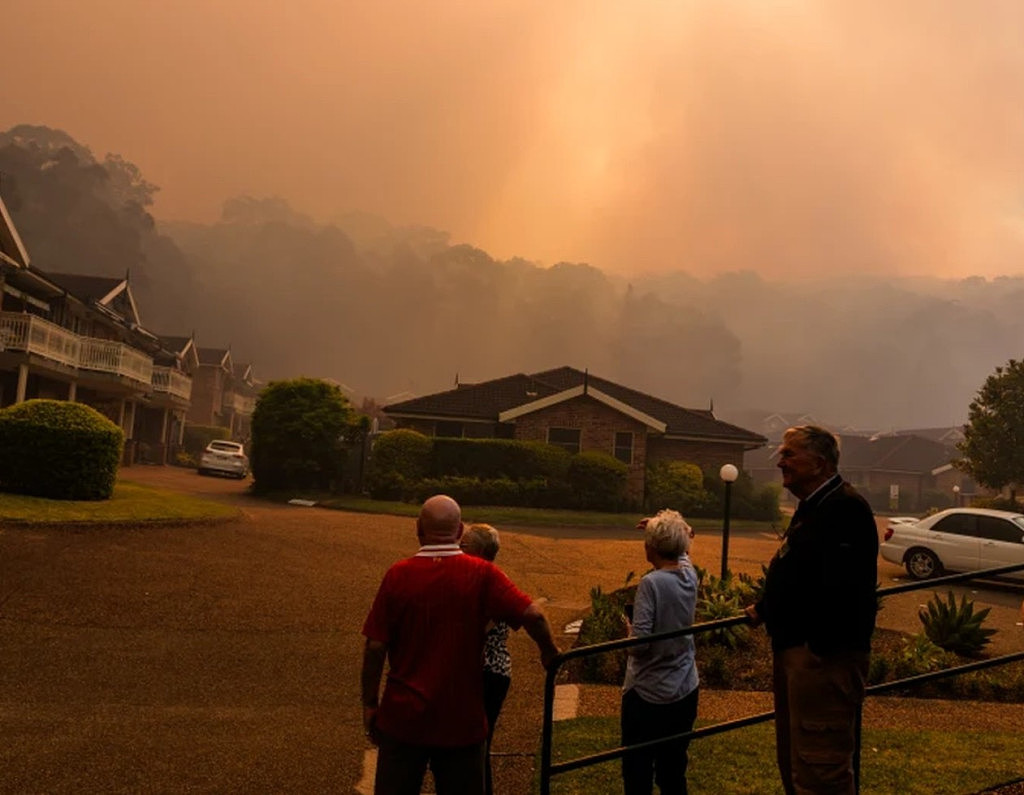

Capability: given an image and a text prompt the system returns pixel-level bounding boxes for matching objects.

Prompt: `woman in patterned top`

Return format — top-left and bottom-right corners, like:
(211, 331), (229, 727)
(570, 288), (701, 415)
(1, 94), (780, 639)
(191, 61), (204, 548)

(460, 523), (511, 795)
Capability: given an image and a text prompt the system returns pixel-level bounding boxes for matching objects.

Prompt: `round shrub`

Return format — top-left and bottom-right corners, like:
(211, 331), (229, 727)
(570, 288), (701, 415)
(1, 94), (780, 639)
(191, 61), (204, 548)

(0, 399), (124, 500)
(366, 429), (433, 499)
(645, 460), (708, 513)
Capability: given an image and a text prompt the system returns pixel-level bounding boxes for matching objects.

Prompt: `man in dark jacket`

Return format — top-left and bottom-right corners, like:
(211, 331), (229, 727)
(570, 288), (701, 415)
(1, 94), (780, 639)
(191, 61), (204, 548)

(746, 426), (878, 795)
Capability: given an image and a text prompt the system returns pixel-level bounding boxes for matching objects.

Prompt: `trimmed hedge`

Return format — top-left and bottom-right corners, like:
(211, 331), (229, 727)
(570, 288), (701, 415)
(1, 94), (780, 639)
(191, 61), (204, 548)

(567, 451), (629, 511)
(182, 424), (231, 457)
(431, 438), (571, 480)
(0, 399), (124, 500)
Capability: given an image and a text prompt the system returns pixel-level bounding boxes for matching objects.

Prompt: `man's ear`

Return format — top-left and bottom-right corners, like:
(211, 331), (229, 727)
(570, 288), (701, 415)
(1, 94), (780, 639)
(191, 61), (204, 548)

(455, 521), (465, 541)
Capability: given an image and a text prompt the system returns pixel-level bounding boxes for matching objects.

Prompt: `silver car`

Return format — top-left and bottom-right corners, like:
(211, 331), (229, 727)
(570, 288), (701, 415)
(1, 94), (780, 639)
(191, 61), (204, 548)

(880, 507), (1024, 581)
(198, 440), (249, 479)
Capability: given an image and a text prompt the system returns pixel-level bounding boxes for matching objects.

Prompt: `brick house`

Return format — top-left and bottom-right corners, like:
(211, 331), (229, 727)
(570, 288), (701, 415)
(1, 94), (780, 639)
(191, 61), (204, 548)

(184, 347), (257, 440)
(382, 366), (766, 502)
(748, 430), (974, 512)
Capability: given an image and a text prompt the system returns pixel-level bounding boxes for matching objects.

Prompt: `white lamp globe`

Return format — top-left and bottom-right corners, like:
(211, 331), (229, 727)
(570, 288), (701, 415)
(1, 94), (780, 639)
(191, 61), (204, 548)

(720, 464), (739, 483)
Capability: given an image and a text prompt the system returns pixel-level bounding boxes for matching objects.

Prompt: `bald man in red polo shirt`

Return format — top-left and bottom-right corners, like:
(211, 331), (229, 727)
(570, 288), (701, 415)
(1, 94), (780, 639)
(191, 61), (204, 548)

(361, 494), (559, 795)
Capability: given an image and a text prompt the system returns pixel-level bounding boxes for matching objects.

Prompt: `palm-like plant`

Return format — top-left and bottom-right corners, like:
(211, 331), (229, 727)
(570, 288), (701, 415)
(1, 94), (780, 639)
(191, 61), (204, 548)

(918, 591), (996, 657)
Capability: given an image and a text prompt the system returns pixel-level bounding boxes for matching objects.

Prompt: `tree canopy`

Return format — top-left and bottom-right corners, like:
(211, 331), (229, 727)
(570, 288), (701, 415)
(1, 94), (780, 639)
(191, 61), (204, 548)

(250, 378), (368, 492)
(956, 359), (1024, 495)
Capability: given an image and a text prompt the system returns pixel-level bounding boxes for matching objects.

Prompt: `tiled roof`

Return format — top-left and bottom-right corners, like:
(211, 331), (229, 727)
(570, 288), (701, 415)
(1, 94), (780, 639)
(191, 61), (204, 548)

(748, 433), (956, 474)
(44, 272), (124, 304)
(840, 434), (955, 473)
(197, 346), (230, 366)
(384, 366), (766, 444)
(159, 335), (193, 353)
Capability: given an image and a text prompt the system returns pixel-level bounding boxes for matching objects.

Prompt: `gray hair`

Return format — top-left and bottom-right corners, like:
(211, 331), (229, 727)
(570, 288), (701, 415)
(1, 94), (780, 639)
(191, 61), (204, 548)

(462, 523), (500, 562)
(645, 509), (692, 559)
(784, 425), (840, 468)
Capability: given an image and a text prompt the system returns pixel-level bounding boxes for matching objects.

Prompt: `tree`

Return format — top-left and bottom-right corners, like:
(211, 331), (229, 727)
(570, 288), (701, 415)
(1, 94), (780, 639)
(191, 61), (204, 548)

(250, 378), (368, 493)
(957, 359), (1024, 499)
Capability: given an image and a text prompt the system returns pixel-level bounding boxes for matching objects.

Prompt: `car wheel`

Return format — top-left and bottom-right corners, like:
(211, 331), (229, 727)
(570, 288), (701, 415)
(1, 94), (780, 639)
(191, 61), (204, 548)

(197, 468), (206, 476)
(905, 548), (942, 580)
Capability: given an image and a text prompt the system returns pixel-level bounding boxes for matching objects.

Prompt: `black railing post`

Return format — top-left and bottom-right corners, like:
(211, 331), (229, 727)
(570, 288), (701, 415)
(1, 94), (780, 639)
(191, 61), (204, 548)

(854, 701), (863, 792)
(540, 659), (559, 795)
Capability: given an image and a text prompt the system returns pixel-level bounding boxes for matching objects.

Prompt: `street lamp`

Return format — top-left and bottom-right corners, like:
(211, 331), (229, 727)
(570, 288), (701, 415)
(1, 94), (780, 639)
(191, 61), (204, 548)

(719, 464), (739, 580)
(953, 484), (961, 508)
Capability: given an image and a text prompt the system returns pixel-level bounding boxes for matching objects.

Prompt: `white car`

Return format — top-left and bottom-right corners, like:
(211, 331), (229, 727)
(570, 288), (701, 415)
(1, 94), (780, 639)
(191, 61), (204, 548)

(880, 508), (1024, 581)
(198, 440), (249, 479)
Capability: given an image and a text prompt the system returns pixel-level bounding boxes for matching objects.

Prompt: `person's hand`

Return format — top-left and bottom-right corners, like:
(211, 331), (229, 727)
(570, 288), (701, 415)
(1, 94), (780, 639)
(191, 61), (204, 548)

(540, 643), (560, 670)
(363, 705), (379, 746)
(744, 604), (762, 627)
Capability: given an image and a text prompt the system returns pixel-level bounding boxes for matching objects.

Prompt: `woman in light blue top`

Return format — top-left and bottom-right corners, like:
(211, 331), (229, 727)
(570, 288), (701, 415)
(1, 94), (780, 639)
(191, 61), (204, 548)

(622, 509), (700, 795)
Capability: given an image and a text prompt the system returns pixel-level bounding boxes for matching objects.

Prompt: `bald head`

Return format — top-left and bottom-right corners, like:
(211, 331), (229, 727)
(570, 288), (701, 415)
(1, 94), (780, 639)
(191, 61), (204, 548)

(417, 494), (463, 545)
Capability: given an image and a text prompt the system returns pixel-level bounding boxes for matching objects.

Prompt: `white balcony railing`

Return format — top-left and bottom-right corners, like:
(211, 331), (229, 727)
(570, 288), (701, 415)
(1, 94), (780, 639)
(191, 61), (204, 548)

(78, 337), (154, 387)
(151, 366), (193, 400)
(222, 392), (256, 415)
(0, 311), (81, 367)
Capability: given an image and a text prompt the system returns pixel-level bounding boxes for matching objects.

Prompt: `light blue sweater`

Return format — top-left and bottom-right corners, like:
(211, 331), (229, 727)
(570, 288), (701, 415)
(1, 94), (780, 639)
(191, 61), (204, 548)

(622, 557), (700, 704)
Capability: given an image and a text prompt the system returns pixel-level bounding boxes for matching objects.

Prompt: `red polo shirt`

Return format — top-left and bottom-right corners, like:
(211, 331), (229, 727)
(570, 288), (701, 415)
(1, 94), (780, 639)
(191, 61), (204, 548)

(362, 548), (533, 746)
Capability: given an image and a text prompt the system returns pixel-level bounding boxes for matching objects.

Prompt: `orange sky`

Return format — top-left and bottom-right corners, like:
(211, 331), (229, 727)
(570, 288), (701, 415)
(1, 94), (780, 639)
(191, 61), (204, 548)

(4, 1), (1024, 278)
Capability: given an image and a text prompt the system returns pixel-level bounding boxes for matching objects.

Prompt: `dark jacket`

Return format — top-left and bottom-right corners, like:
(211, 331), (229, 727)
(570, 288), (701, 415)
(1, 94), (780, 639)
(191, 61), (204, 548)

(756, 474), (878, 655)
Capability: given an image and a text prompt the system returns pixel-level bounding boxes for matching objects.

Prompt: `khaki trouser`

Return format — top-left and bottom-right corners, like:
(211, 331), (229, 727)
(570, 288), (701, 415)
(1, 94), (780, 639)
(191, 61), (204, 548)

(773, 645), (868, 795)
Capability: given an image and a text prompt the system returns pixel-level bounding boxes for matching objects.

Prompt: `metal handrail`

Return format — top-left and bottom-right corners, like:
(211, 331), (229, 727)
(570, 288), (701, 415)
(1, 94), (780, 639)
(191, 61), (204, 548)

(539, 561), (1024, 794)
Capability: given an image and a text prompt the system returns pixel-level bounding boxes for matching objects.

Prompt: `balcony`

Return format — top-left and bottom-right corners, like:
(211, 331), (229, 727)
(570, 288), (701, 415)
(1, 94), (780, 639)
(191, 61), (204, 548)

(1, 311), (156, 390)
(0, 311), (80, 367)
(151, 366), (193, 400)
(222, 392), (256, 415)
(79, 337), (154, 387)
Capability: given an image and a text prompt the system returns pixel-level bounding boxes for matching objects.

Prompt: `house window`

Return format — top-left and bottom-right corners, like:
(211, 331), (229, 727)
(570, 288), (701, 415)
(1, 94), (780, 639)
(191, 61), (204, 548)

(435, 420), (464, 438)
(614, 432), (633, 464)
(548, 427), (581, 454)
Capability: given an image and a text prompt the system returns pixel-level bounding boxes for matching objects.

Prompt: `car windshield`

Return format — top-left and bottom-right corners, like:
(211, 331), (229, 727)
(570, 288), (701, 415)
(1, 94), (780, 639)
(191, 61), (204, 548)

(209, 442), (242, 453)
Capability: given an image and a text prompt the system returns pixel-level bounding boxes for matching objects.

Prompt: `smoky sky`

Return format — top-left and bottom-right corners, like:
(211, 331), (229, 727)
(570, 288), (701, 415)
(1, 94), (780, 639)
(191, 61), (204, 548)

(4, 1), (1024, 279)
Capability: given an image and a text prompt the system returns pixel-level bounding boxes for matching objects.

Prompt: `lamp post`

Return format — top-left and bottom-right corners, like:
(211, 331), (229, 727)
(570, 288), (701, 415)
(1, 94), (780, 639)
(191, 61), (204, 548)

(719, 463), (739, 580)
(953, 484), (961, 508)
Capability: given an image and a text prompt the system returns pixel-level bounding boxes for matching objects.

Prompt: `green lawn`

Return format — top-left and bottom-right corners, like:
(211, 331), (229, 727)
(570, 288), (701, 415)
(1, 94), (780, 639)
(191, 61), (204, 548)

(0, 480), (240, 524)
(310, 494), (780, 533)
(543, 717), (1024, 794)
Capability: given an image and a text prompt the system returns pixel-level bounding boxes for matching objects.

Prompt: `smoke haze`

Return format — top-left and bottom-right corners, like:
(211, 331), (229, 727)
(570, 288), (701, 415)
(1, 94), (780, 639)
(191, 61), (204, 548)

(5, 2), (1024, 279)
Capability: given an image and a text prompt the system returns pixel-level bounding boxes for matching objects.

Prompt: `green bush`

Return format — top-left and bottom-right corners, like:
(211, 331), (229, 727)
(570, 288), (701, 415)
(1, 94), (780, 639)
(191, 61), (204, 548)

(918, 591), (996, 657)
(366, 430), (433, 499)
(182, 424), (231, 457)
(0, 399), (123, 500)
(430, 438), (571, 481)
(645, 460), (708, 513)
(411, 476), (522, 507)
(251, 378), (368, 492)
(567, 451), (629, 510)
(699, 469), (781, 521)
(574, 578), (636, 683)
(971, 495), (1020, 511)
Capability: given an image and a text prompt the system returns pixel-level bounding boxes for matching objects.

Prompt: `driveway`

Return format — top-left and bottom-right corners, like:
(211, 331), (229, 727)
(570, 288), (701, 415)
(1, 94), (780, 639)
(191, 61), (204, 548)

(1, 466), (1021, 793)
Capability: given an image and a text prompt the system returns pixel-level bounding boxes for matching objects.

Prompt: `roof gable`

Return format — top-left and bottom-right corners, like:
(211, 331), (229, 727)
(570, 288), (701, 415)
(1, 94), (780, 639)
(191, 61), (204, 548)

(0, 195), (30, 268)
(498, 384), (668, 432)
(197, 346), (232, 369)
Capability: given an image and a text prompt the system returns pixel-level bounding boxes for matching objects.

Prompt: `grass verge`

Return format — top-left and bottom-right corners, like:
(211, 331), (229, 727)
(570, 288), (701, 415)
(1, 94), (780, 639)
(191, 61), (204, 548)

(293, 494), (779, 533)
(543, 717), (1024, 794)
(0, 481), (240, 525)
